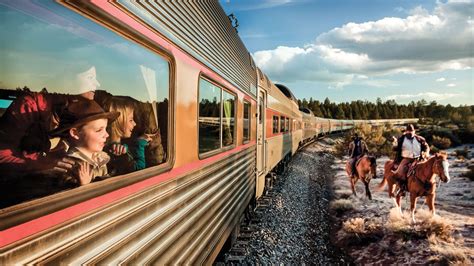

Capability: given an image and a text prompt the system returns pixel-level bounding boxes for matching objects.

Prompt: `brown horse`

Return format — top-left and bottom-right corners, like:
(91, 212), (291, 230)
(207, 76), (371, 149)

(345, 155), (377, 200)
(378, 152), (450, 222)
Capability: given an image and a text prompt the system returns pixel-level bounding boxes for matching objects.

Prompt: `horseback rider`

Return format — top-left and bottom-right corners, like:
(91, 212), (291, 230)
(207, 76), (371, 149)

(391, 124), (430, 188)
(348, 133), (367, 177)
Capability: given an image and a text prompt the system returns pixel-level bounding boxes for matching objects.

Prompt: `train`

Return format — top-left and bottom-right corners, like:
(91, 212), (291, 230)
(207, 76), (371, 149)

(0, 1), (417, 264)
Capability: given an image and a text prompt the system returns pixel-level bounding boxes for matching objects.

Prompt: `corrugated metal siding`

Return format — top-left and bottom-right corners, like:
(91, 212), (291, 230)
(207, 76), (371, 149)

(119, 0), (257, 96)
(0, 147), (255, 264)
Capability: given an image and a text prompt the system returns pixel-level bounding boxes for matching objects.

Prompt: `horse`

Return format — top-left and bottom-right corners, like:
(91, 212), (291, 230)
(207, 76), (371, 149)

(378, 152), (450, 222)
(345, 155), (377, 200)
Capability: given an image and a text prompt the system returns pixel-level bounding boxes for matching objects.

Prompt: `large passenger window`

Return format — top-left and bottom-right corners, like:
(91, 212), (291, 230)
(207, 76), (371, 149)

(199, 78), (235, 154)
(0, 2), (169, 208)
(243, 101), (251, 142)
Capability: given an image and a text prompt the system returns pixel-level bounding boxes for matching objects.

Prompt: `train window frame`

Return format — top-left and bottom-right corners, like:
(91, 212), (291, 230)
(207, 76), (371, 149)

(198, 76), (237, 159)
(0, 1), (176, 229)
(243, 100), (251, 143)
(272, 115), (279, 134)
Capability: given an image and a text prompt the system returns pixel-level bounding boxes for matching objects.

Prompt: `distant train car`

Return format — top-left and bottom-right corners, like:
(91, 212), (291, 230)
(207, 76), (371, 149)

(300, 107), (316, 144)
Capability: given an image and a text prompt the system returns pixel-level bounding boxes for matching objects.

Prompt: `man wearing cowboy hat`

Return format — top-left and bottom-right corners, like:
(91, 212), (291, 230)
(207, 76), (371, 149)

(348, 133), (368, 177)
(392, 124), (430, 186)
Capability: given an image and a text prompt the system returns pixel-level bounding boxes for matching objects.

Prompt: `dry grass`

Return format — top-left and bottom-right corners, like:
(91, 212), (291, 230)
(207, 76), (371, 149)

(386, 208), (455, 242)
(386, 208), (412, 235)
(429, 243), (471, 265)
(334, 189), (353, 199)
(330, 199), (354, 213)
(343, 217), (366, 234)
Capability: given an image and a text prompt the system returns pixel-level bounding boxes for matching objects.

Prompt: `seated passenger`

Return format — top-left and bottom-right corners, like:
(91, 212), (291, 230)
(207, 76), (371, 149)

(102, 97), (156, 176)
(0, 65), (100, 180)
(50, 99), (119, 185)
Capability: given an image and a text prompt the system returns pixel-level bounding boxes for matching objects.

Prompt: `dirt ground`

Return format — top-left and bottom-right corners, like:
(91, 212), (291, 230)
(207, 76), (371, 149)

(330, 143), (474, 265)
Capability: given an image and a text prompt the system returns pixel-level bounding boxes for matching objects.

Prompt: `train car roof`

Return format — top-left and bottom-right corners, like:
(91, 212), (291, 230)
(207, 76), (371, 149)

(299, 107), (314, 116)
(120, 2), (257, 97)
(275, 84), (298, 104)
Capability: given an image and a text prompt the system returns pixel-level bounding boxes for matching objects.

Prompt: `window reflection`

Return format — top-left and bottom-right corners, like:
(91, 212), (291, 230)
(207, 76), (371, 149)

(199, 79), (221, 153)
(0, 2), (169, 208)
(273, 116), (279, 134)
(243, 101), (250, 142)
(222, 91), (235, 147)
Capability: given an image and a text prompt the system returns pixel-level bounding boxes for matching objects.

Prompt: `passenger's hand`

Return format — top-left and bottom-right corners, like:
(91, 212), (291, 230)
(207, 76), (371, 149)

(36, 156), (75, 175)
(52, 157), (75, 173)
(110, 143), (127, 155)
(77, 161), (93, 185)
(139, 133), (157, 143)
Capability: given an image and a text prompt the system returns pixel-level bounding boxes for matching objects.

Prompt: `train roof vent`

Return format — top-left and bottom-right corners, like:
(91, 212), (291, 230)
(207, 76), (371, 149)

(299, 107), (314, 115)
(275, 83), (297, 103)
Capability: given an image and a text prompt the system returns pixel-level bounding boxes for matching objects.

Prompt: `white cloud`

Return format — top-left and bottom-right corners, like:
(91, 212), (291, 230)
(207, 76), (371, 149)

(386, 92), (460, 101)
(254, 0), (474, 88)
(436, 77), (446, 82)
(447, 83), (457, 87)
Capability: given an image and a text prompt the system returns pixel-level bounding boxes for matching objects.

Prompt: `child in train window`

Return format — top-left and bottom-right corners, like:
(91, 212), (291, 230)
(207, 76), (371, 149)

(101, 97), (160, 176)
(50, 99), (119, 185)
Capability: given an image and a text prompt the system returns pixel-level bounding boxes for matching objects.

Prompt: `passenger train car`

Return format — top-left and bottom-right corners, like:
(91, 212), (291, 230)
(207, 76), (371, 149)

(0, 1), (417, 264)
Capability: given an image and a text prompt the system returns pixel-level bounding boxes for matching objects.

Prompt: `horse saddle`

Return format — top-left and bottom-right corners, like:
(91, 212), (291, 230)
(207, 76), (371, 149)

(407, 161), (418, 178)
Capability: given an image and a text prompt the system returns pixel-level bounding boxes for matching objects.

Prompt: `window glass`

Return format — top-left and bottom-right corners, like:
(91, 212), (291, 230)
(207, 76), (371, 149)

(273, 116), (279, 134)
(243, 101), (250, 141)
(199, 79), (221, 153)
(259, 98), (264, 125)
(0, 2), (169, 208)
(280, 116), (285, 132)
(285, 118), (290, 132)
(222, 90), (235, 147)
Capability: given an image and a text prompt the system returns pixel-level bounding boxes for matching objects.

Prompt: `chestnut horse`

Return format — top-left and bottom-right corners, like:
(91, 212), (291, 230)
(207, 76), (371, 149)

(345, 155), (377, 200)
(378, 152), (450, 222)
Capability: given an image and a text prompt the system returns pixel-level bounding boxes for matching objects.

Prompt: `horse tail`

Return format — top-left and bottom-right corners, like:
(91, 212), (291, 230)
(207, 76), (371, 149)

(376, 173), (387, 191)
(369, 156), (376, 166)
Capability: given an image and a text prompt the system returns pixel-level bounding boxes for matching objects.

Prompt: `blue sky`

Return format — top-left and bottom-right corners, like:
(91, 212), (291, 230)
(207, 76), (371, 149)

(221, 0), (473, 106)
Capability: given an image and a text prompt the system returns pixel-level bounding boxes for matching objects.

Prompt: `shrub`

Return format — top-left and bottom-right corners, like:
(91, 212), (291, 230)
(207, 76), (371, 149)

(386, 209), (454, 241)
(454, 147), (469, 159)
(343, 217), (365, 234)
(430, 244), (470, 265)
(420, 128), (461, 146)
(432, 135), (452, 149)
(330, 199), (354, 213)
(465, 165), (474, 181)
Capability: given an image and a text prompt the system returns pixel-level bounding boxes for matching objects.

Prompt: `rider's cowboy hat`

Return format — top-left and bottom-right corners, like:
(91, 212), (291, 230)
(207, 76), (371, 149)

(405, 124), (415, 132)
(50, 99), (119, 137)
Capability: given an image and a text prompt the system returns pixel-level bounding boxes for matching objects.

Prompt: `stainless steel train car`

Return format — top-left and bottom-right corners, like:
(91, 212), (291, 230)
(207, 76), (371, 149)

(0, 1), (417, 263)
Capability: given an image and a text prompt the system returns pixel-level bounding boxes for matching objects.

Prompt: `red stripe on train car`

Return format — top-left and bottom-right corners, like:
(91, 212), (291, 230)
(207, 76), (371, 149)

(0, 141), (255, 248)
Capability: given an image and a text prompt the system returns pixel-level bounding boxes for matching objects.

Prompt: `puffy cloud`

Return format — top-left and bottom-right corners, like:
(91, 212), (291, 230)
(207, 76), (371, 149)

(447, 83), (457, 87)
(386, 92), (460, 101)
(436, 77), (446, 82)
(254, 0), (473, 88)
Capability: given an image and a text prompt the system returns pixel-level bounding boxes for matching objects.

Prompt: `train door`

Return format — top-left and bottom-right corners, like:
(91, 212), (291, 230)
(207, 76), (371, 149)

(257, 89), (266, 175)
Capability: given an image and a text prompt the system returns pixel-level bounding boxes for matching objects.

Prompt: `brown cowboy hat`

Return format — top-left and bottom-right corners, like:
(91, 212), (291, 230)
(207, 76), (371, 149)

(405, 124), (415, 132)
(50, 99), (119, 137)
